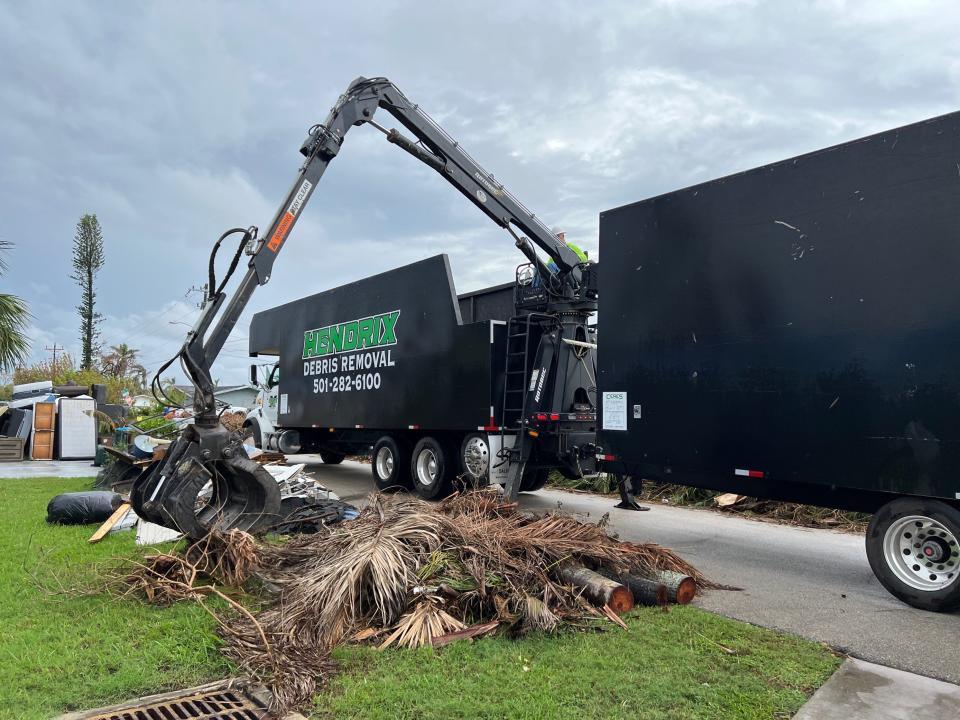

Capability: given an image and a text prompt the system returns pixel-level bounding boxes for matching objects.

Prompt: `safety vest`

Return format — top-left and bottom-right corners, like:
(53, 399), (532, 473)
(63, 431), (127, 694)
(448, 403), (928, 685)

(547, 241), (588, 272)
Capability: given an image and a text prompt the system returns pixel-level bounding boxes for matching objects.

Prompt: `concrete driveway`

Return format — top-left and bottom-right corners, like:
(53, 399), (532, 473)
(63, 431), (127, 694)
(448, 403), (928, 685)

(293, 457), (960, 686)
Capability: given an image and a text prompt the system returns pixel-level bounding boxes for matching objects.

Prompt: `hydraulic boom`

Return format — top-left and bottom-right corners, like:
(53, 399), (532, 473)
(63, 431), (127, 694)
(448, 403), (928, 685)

(131, 76), (597, 535)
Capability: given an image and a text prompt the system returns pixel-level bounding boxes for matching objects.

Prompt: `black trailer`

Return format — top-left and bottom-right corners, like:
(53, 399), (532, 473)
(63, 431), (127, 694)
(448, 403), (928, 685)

(249, 254), (597, 499)
(597, 111), (960, 612)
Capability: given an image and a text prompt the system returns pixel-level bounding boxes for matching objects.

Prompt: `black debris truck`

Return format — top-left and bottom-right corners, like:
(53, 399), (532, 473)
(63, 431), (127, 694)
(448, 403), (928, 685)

(248, 254), (597, 500)
(597, 111), (960, 611)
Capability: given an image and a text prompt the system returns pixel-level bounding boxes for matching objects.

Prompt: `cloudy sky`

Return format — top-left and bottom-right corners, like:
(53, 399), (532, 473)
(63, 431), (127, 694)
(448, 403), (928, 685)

(2, 0), (958, 386)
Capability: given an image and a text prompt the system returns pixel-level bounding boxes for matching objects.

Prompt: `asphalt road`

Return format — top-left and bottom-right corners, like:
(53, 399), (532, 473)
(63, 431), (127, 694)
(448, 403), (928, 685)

(291, 457), (960, 685)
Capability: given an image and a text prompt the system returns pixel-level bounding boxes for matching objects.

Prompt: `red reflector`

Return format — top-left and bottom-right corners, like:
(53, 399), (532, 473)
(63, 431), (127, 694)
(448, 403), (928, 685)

(535, 413), (547, 421)
(734, 468), (765, 478)
(600, 454), (616, 462)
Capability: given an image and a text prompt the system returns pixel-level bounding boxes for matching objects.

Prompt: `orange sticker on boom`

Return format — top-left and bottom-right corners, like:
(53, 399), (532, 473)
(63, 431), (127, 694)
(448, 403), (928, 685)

(268, 211), (295, 252)
(267, 178), (313, 253)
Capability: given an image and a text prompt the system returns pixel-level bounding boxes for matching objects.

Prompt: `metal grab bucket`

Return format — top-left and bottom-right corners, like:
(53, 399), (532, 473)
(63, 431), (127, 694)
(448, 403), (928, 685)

(131, 430), (281, 538)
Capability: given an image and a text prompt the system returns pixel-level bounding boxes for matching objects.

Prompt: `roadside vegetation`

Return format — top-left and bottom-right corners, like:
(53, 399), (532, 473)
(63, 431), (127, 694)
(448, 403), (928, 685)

(1, 476), (840, 719)
(549, 473), (870, 532)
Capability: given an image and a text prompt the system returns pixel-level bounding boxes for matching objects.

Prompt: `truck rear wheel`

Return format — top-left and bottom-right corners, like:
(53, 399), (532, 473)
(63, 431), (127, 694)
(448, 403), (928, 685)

(520, 467), (550, 493)
(866, 497), (960, 612)
(371, 436), (410, 492)
(320, 451), (345, 465)
(411, 436), (453, 500)
(460, 433), (490, 486)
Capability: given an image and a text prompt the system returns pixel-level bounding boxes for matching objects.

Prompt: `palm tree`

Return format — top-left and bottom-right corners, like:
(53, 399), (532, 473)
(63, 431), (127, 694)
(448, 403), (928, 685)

(101, 343), (146, 382)
(0, 241), (30, 372)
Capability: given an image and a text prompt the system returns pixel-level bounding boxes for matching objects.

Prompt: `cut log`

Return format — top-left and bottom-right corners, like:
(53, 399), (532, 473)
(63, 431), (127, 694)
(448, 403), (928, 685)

(615, 573), (669, 607)
(653, 570), (697, 604)
(557, 564), (634, 613)
(598, 568), (698, 606)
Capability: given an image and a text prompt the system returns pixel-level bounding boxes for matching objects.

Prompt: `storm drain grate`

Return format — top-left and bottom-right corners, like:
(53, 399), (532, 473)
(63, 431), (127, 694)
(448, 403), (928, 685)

(83, 688), (267, 720)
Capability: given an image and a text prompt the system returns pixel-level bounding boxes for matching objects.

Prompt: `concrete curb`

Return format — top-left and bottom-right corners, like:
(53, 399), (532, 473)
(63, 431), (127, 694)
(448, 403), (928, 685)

(794, 657), (960, 719)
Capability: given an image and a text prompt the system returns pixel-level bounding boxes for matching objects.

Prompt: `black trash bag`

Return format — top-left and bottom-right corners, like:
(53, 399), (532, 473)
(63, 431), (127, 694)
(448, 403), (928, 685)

(46, 491), (123, 525)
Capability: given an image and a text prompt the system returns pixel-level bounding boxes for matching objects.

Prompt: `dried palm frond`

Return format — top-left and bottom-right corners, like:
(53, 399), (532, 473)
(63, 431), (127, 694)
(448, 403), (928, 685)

(378, 598), (466, 649)
(519, 594), (559, 633)
(112, 489), (723, 716)
(277, 496), (447, 643)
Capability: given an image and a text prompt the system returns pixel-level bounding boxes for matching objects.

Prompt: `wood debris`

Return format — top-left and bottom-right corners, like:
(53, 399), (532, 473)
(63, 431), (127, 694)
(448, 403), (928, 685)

(113, 488), (719, 715)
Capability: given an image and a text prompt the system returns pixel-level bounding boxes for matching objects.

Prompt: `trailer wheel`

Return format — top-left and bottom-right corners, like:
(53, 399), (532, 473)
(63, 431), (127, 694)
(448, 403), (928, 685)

(371, 436), (411, 492)
(519, 467), (550, 493)
(866, 497), (960, 612)
(411, 436), (453, 500)
(320, 451), (345, 465)
(460, 433), (490, 486)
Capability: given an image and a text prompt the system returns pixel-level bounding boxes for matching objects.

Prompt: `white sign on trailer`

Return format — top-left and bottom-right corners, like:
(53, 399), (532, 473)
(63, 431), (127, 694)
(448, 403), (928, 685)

(602, 391), (627, 431)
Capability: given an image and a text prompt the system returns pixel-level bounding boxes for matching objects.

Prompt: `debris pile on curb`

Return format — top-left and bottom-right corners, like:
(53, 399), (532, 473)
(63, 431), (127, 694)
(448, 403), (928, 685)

(116, 489), (718, 714)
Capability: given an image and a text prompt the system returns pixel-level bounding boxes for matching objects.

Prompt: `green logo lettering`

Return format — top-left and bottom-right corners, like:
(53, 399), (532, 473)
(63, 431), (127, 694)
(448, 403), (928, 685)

(302, 309), (401, 359)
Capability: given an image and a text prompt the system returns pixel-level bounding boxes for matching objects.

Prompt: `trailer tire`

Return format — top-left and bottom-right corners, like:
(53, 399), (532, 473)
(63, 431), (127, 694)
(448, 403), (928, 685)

(411, 436), (453, 500)
(371, 436), (411, 492)
(866, 497), (960, 612)
(244, 420), (262, 449)
(520, 467), (550, 493)
(320, 451), (345, 465)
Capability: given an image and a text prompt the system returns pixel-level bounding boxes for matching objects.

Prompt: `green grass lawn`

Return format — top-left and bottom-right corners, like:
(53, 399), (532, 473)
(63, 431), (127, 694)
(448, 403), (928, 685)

(0, 477), (229, 719)
(1, 476), (841, 719)
(317, 609), (839, 720)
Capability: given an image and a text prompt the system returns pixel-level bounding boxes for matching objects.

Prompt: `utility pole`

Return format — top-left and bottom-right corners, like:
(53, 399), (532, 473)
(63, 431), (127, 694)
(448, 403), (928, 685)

(45, 344), (64, 368)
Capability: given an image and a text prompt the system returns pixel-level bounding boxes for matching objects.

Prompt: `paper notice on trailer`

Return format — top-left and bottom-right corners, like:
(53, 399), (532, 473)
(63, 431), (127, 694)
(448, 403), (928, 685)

(602, 391), (628, 430)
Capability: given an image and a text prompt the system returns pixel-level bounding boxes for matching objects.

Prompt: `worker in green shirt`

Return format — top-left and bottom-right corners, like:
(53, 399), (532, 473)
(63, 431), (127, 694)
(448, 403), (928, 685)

(546, 228), (589, 273)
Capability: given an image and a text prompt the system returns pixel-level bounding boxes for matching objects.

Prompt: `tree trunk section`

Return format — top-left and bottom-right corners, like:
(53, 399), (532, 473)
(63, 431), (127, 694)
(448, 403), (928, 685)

(557, 564), (634, 613)
(598, 569), (697, 606)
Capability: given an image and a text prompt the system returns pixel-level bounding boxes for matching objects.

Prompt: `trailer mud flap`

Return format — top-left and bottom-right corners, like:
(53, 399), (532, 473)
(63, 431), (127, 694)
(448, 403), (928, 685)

(488, 434), (516, 485)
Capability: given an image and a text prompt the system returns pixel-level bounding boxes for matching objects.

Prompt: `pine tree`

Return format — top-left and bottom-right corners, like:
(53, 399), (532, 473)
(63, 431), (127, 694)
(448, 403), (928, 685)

(72, 214), (105, 370)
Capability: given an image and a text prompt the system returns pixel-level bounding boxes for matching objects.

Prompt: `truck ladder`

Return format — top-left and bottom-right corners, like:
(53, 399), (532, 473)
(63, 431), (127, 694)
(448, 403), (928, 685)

(501, 313), (556, 500)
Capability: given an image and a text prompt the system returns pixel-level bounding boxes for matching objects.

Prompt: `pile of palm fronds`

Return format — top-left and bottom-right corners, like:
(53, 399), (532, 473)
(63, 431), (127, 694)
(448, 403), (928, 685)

(115, 489), (718, 714)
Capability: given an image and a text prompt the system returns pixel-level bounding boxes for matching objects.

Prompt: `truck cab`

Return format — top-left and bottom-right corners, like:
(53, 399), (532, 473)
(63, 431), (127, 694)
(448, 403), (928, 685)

(244, 363), (279, 449)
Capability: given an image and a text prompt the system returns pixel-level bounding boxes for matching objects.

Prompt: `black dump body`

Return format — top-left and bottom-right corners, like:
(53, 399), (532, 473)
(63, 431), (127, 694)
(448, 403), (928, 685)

(598, 111), (960, 513)
(250, 255), (505, 432)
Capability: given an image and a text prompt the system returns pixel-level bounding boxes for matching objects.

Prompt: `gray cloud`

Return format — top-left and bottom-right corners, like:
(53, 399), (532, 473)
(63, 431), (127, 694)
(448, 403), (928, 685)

(1, 0), (958, 385)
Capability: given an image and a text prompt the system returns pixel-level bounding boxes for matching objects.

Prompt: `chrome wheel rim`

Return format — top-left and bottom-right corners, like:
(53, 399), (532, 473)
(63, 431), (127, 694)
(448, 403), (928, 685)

(415, 448), (438, 486)
(463, 436), (489, 481)
(375, 446), (394, 480)
(883, 515), (959, 592)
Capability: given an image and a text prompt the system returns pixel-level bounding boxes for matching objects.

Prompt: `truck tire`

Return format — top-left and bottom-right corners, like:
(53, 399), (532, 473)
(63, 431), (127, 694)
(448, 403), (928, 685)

(411, 436), (454, 500)
(866, 497), (960, 612)
(243, 420), (262, 449)
(320, 451), (346, 465)
(460, 433), (491, 486)
(520, 467), (550, 493)
(372, 436), (411, 492)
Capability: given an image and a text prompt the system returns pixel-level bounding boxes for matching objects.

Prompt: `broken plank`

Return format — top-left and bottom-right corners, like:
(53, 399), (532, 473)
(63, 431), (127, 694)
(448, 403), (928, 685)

(88, 502), (132, 544)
